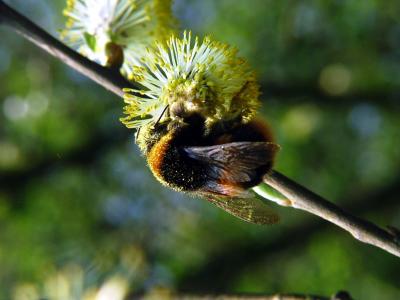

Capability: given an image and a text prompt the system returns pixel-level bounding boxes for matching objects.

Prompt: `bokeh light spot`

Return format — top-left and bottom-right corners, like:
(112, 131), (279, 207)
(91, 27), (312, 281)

(348, 103), (381, 138)
(3, 96), (29, 121)
(319, 64), (352, 96)
(281, 104), (321, 142)
(0, 141), (21, 169)
(27, 91), (50, 117)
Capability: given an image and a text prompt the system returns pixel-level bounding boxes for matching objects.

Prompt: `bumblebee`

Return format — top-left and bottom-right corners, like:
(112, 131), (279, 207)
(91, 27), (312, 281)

(136, 109), (280, 225)
(121, 32), (280, 224)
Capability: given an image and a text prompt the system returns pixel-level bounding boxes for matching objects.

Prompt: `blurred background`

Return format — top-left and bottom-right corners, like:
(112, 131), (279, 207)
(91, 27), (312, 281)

(1, 0), (400, 299)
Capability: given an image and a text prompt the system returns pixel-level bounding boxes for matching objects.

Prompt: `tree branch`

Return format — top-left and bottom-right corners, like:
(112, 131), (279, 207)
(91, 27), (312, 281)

(1, 1), (398, 109)
(1, 1), (399, 258)
(0, 0), (134, 97)
(263, 171), (400, 257)
(133, 291), (352, 300)
(178, 177), (400, 291)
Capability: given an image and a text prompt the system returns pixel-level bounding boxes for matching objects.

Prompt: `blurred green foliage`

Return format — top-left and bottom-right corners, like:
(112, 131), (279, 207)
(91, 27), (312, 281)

(1, 0), (400, 299)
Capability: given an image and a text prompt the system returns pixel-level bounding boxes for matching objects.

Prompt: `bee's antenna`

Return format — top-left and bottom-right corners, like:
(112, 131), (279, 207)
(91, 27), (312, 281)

(155, 105), (169, 126)
(135, 127), (141, 141)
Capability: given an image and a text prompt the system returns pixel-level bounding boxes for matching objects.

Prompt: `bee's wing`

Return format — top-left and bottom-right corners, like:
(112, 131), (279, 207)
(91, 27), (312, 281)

(202, 193), (280, 225)
(184, 142), (279, 195)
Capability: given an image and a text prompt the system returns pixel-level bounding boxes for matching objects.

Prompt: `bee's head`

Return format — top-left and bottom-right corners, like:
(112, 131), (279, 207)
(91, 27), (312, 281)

(169, 101), (186, 119)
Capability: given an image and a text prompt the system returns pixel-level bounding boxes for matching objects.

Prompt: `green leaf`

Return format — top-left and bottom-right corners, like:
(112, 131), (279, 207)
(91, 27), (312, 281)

(84, 32), (97, 51)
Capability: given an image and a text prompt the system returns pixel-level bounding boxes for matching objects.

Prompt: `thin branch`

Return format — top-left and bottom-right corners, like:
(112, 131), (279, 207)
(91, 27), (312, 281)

(172, 297), (325, 300)
(133, 291), (352, 300)
(0, 1), (135, 97)
(1, 1), (399, 258)
(178, 178), (400, 291)
(263, 171), (400, 257)
(1, 1), (398, 109)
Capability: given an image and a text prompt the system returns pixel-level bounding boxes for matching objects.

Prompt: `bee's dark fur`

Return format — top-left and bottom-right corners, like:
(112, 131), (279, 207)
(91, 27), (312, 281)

(145, 113), (276, 194)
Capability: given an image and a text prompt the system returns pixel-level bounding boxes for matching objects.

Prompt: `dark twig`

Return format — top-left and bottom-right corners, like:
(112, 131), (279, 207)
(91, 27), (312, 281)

(0, 1), (398, 108)
(178, 178), (400, 291)
(263, 171), (400, 257)
(0, 1), (135, 97)
(128, 290), (352, 300)
(1, 1), (399, 258)
(133, 291), (352, 300)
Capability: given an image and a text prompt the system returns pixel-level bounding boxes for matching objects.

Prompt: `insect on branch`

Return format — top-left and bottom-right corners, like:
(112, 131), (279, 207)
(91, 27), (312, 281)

(1, 1), (400, 258)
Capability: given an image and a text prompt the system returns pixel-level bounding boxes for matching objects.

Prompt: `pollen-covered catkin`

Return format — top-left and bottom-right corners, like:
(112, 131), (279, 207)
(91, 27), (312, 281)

(61, 0), (176, 75)
(121, 31), (261, 152)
